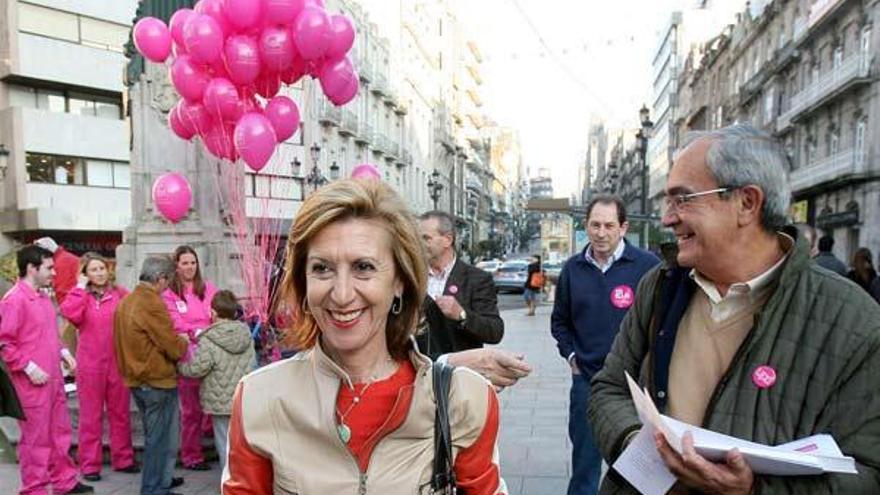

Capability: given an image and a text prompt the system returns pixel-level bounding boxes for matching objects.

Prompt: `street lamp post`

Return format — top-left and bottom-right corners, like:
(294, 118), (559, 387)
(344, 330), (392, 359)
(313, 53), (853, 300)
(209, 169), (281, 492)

(291, 143), (339, 195)
(427, 169), (444, 210)
(636, 105), (654, 248)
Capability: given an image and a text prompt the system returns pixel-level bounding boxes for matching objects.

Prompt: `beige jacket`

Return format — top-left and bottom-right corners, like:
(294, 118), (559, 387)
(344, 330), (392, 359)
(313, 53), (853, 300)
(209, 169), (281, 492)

(228, 342), (505, 494)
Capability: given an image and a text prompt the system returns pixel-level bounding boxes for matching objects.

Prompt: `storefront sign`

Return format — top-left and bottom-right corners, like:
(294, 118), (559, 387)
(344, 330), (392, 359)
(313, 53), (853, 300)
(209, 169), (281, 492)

(816, 210), (859, 229)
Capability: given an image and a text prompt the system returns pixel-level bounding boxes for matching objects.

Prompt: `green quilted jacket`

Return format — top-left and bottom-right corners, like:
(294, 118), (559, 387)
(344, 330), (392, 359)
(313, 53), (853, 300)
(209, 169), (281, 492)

(590, 237), (880, 494)
(178, 320), (256, 415)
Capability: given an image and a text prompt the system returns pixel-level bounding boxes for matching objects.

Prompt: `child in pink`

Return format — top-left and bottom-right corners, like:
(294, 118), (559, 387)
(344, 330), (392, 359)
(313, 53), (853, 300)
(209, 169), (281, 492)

(162, 246), (217, 470)
(60, 253), (136, 480)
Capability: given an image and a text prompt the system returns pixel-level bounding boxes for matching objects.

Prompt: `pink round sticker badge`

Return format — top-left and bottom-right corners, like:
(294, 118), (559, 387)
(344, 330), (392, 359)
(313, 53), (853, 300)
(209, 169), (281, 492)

(610, 285), (635, 309)
(447, 284), (459, 295)
(752, 365), (777, 389)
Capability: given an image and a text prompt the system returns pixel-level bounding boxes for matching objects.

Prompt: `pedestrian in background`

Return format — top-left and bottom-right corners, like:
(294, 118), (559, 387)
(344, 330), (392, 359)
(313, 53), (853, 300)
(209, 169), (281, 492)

(115, 256), (188, 495)
(814, 234), (848, 276)
(847, 247), (877, 296)
(60, 253), (137, 481)
(0, 245), (93, 494)
(524, 255), (545, 316)
(178, 290), (256, 472)
(551, 195), (660, 495)
(163, 246), (218, 472)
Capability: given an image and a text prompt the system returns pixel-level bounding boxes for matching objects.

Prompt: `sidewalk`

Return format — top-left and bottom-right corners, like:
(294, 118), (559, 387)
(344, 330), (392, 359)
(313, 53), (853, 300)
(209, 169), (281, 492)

(495, 304), (572, 495)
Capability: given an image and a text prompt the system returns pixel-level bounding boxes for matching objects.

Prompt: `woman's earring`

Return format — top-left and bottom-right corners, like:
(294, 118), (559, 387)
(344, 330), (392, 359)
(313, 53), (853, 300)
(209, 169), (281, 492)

(391, 296), (402, 315)
(301, 299), (311, 315)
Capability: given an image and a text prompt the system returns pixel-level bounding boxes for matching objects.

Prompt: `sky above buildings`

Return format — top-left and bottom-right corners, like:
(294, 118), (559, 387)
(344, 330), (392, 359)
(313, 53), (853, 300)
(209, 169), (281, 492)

(364, 0), (754, 197)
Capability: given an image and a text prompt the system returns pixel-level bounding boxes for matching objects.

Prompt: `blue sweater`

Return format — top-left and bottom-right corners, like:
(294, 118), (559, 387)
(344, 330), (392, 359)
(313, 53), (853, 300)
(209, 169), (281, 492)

(550, 241), (660, 376)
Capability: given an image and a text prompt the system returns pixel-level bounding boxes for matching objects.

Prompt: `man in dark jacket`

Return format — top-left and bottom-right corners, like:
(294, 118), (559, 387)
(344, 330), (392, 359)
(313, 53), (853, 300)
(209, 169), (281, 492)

(551, 195), (659, 495)
(814, 235), (848, 276)
(590, 125), (880, 494)
(417, 211), (504, 358)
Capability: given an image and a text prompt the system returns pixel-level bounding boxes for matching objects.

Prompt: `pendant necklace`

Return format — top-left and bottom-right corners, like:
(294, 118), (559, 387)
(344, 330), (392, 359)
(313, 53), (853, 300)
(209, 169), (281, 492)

(336, 379), (376, 444)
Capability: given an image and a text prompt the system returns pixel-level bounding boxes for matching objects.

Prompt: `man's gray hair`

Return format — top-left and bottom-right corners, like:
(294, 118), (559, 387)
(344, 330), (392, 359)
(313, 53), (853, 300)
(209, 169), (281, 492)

(419, 210), (456, 242)
(680, 124), (790, 231)
(139, 255), (175, 284)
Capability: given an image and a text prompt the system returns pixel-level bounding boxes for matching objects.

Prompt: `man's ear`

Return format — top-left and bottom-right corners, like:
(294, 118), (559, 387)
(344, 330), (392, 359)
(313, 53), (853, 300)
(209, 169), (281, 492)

(737, 185), (765, 227)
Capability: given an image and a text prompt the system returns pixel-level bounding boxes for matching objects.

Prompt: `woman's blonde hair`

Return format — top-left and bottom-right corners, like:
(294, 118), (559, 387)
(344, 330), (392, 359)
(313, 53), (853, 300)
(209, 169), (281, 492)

(79, 252), (116, 289)
(280, 179), (427, 360)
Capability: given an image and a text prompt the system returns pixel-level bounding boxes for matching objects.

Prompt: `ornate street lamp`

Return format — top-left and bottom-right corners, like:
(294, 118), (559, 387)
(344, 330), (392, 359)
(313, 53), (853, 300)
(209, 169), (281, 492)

(293, 143), (335, 193)
(636, 104), (654, 247)
(427, 169), (444, 210)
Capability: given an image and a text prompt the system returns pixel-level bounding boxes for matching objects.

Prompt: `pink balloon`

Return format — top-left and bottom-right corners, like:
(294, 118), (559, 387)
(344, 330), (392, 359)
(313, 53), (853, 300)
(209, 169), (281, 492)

(254, 72), (281, 98)
(194, 0), (232, 35)
(203, 78), (241, 120)
(170, 55), (211, 102)
(326, 15), (355, 59)
(293, 6), (332, 61)
(179, 100), (214, 135)
(134, 17), (172, 63)
(266, 0), (304, 25)
(224, 35), (261, 85)
(265, 96), (300, 142)
(351, 163), (381, 181)
(183, 14), (224, 64)
(224, 0), (264, 31)
(234, 112), (277, 171)
(203, 122), (237, 160)
(152, 172), (193, 223)
(168, 103), (196, 140)
(169, 9), (195, 49)
(260, 25), (295, 72)
(329, 73), (359, 106)
(319, 56), (355, 100)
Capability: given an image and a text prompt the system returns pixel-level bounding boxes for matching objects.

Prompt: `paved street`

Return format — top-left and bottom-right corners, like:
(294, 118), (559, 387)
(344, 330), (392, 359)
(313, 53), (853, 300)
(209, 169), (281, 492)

(0, 302), (571, 494)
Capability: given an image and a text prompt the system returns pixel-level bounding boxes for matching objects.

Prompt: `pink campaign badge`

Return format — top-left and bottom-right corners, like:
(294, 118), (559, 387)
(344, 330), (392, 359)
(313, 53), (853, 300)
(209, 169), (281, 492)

(752, 365), (777, 389)
(610, 285), (635, 309)
(447, 285), (459, 295)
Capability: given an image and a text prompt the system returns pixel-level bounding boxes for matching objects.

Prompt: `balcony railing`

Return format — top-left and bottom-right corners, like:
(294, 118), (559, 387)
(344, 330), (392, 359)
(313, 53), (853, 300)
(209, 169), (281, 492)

(358, 58), (373, 83)
(777, 53), (870, 133)
(354, 121), (373, 145)
(371, 72), (389, 96)
(318, 103), (341, 127)
(371, 131), (388, 156)
(789, 148), (867, 192)
(339, 109), (358, 137)
(398, 149), (413, 167)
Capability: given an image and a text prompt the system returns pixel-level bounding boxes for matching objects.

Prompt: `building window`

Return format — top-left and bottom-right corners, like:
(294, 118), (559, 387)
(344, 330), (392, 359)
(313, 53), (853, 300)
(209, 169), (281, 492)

(833, 45), (843, 69)
(26, 153), (129, 188)
(764, 86), (775, 123)
(829, 129), (839, 156)
(7, 84), (122, 119)
(855, 119), (866, 166)
(18, 2), (129, 53)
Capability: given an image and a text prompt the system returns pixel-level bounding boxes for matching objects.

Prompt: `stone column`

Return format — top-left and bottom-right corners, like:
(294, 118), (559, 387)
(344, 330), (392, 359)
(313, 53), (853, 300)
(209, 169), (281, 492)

(115, 61), (244, 295)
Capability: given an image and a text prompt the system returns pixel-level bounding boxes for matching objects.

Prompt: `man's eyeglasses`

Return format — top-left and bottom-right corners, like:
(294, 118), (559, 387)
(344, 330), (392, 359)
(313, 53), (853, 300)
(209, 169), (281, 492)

(662, 187), (735, 214)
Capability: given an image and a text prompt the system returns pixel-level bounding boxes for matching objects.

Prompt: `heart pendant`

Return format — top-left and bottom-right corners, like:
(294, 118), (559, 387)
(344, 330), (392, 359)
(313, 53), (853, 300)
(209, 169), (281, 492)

(337, 423), (352, 444)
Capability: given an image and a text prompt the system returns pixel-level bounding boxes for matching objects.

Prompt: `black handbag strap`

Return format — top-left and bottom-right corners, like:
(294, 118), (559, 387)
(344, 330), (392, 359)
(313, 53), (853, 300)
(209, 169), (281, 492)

(431, 361), (457, 493)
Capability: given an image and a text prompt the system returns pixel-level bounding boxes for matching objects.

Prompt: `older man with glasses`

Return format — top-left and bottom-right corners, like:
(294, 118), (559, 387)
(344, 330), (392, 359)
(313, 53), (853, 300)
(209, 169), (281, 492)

(589, 124), (880, 494)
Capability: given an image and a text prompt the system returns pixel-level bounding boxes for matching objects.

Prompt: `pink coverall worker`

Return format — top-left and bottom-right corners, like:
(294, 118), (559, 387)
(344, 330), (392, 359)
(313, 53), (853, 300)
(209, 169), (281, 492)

(0, 281), (80, 495)
(162, 282), (217, 468)
(60, 285), (135, 475)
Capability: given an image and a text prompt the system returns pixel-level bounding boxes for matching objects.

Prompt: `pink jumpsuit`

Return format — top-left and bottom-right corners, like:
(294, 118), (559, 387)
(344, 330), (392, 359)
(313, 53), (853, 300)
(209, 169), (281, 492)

(0, 281), (79, 495)
(59, 286), (134, 475)
(162, 282), (217, 467)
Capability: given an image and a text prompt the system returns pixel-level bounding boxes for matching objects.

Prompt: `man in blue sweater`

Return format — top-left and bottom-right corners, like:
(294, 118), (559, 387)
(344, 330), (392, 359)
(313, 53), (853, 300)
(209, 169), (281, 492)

(551, 195), (660, 495)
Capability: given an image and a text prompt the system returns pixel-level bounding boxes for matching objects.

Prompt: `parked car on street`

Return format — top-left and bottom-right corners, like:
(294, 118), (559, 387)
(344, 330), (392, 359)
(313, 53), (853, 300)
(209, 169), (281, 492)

(476, 260), (501, 274)
(493, 260), (529, 293)
(543, 261), (563, 284)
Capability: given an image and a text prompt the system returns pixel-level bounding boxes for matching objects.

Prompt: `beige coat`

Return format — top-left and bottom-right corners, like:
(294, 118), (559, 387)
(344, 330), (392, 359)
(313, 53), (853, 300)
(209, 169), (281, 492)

(231, 342), (504, 494)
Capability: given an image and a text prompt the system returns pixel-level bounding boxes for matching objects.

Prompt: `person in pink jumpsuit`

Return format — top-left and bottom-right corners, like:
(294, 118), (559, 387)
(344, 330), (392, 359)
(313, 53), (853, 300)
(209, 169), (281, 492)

(162, 246), (217, 471)
(59, 253), (138, 481)
(0, 245), (93, 494)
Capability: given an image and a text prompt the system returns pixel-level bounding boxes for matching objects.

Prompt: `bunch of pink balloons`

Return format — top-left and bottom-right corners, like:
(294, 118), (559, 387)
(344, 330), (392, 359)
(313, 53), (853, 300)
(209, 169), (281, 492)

(133, 0), (359, 172)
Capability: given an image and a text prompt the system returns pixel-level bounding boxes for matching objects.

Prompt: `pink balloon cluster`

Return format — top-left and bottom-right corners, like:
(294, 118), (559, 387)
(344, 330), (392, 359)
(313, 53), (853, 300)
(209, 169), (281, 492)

(132, 0), (360, 172)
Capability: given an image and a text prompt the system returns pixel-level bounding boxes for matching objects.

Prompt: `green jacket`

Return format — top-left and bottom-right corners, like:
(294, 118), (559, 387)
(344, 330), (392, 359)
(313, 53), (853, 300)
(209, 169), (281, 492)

(590, 237), (880, 494)
(178, 320), (256, 415)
